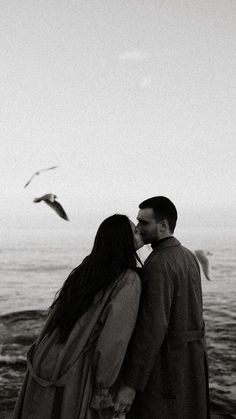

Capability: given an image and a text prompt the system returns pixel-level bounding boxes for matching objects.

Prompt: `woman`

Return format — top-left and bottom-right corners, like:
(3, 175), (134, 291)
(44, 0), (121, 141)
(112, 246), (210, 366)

(12, 214), (143, 419)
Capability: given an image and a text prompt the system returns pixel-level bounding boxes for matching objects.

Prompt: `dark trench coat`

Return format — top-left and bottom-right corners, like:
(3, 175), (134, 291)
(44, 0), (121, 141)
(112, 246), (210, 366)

(123, 237), (210, 419)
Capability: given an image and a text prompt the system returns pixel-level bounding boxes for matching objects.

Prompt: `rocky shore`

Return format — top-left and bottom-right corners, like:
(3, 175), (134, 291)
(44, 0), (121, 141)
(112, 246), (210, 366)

(0, 310), (235, 419)
(0, 310), (47, 418)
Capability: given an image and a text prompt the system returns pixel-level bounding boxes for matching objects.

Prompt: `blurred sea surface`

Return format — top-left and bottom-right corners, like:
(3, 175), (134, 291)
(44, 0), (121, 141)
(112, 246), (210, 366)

(0, 226), (235, 418)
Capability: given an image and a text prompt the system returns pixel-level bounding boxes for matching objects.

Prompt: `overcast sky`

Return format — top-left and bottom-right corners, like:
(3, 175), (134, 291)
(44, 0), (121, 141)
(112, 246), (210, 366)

(1, 0), (236, 231)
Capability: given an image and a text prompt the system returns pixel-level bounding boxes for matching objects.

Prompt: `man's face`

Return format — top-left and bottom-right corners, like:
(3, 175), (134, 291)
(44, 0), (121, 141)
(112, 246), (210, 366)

(129, 220), (144, 250)
(137, 208), (161, 244)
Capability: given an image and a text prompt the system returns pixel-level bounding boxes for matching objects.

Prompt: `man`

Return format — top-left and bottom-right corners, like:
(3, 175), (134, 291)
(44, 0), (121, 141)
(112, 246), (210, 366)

(115, 196), (210, 418)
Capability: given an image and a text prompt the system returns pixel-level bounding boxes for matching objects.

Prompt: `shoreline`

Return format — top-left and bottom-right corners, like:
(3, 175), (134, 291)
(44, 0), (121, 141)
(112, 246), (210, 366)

(0, 310), (235, 419)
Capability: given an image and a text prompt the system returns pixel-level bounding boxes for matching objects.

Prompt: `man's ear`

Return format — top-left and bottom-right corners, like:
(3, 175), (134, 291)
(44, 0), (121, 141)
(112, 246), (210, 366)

(160, 219), (169, 232)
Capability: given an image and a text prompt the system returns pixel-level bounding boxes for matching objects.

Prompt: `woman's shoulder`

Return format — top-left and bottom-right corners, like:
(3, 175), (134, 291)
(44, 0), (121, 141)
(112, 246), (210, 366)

(124, 268), (141, 280)
(116, 268), (142, 291)
(96, 269), (142, 315)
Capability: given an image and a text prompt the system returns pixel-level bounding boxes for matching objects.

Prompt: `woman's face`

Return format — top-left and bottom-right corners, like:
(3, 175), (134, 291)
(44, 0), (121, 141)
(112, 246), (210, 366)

(130, 220), (144, 250)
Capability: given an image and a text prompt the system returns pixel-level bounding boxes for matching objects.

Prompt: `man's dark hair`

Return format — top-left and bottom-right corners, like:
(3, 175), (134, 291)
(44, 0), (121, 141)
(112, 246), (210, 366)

(139, 196), (178, 233)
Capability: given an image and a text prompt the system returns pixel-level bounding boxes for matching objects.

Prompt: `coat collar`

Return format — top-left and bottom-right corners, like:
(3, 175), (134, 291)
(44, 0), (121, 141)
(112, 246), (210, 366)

(144, 236), (181, 267)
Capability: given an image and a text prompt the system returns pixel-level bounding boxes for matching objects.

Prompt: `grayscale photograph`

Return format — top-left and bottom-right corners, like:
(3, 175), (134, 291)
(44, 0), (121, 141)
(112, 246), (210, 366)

(1, 1), (235, 418)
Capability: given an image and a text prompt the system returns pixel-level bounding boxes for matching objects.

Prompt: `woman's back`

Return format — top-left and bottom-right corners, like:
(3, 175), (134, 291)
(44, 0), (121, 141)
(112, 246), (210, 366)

(13, 269), (141, 419)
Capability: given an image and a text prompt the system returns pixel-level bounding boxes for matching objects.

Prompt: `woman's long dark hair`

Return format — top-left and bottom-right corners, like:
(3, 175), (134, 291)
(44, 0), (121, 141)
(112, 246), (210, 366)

(44, 214), (142, 343)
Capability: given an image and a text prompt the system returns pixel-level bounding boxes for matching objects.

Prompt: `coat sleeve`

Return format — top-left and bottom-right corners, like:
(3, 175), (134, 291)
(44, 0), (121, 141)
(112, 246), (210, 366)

(123, 256), (174, 391)
(90, 271), (141, 410)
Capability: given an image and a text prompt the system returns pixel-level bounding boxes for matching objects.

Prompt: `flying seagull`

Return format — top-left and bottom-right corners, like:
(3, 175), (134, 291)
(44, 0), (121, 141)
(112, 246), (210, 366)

(195, 250), (211, 281)
(33, 194), (69, 221)
(24, 166), (58, 188)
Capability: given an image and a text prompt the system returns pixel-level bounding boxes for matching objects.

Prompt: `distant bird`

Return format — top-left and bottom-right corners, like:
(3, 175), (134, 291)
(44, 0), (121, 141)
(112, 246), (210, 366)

(33, 194), (69, 221)
(24, 166), (58, 188)
(195, 250), (211, 281)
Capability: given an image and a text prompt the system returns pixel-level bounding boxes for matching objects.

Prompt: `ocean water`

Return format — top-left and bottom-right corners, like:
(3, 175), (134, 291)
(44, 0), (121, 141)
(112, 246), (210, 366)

(0, 227), (94, 314)
(0, 226), (235, 417)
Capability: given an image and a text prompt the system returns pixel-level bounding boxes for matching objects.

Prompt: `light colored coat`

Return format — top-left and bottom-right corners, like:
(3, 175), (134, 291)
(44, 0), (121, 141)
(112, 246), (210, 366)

(124, 237), (210, 419)
(12, 269), (141, 419)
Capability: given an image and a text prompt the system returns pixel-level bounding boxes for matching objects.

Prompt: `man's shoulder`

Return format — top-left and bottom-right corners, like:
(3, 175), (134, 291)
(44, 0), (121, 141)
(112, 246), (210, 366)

(144, 250), (171, 272)
(145, 241), (197, 268)
(181, 245), (197, 259)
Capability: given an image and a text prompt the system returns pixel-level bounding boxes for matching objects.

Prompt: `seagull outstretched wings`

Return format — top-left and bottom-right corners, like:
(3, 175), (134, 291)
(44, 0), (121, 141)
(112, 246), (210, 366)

(33, 193), (69, 221)
(24, 166), (58, 188)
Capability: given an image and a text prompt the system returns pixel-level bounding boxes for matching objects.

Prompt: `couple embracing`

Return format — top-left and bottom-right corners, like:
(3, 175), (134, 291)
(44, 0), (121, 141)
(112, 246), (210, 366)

(13, 196), (210, 419)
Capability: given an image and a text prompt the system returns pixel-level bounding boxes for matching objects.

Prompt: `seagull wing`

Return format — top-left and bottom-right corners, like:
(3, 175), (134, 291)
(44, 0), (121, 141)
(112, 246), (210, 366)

(24, 174), (36, 188)
(33, 196), (43, 203)
(44, 199), (69, 221)
(38, 166), (59, 173)
(195, 250), (211, 281)
(33, 193), (55, 203)
(24, 166), (58, 188)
